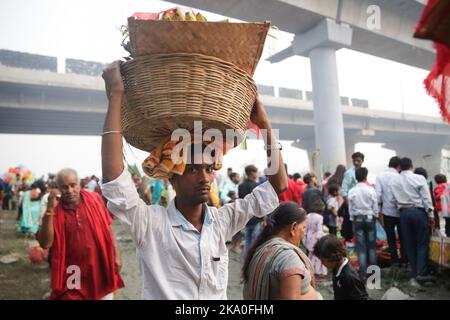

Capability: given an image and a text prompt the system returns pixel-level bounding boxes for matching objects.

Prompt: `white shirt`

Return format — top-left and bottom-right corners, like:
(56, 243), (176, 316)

(220, 180), (239, 204)
(348, 182), (379, 221)
(101, 168), (278, 300)
(375, 168), (400, 218)
(87, 179), (98, 192)
(389, 170), (434, 217)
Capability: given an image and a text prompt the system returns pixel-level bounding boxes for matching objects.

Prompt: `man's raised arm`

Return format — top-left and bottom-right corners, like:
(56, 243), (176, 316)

(101, 61), (125, 183)
(251, 96), (288, 195)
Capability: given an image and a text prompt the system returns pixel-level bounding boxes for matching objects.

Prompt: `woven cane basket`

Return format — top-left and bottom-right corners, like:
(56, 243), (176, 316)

(120, 53), (257, 153)
(128, 19), (271, 76)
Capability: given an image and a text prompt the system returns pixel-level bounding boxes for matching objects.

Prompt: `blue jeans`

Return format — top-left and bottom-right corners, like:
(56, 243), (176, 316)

(354, 215), (377, 277)
(399, 208), (430, 277)
(244, 223), (261, 256)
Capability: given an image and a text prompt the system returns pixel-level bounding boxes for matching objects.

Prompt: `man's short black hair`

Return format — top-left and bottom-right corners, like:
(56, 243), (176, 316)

(400, 157), (413, 171)
(293, 173), (301, 181)
(303, 173), (312, 185)
(176, 144), (220, 174)
(324, 172), (332, 178)
(388, 156), (401, 168)
(352, 152), (365, 161)
(230, 172), (239, 180)
(355, 167), (368, 182)
(435, 174), (447, 184)
(245, 165), (258, 176)
(414, 167), (428, 180)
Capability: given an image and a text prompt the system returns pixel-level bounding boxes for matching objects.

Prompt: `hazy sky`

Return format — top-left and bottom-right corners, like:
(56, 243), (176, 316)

(0, 0), (440, 180)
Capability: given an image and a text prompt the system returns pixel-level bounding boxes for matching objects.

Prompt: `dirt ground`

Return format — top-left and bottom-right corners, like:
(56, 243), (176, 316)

(1, 209), (449, 300)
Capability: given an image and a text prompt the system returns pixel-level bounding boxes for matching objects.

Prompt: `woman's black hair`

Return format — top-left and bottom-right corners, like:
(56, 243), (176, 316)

(313, 234), (347, 262)
(242, 201), (307, 281)
(31, 180), (46, 198)
(327, 164), (346, 187)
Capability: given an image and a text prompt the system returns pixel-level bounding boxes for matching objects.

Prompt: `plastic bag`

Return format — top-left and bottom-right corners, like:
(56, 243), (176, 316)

(376, 220), (387, 242)
(26, 240), (48, 264)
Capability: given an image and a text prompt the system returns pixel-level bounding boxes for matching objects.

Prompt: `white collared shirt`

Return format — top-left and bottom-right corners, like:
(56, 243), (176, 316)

(348, 182), (379, 221)
(375, 168), (400, 218)
(389, 170), (434, 217)
(101, 168), (278, 300)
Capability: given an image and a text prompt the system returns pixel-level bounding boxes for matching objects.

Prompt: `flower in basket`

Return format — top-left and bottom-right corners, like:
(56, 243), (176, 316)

(120, 7), (213, 60)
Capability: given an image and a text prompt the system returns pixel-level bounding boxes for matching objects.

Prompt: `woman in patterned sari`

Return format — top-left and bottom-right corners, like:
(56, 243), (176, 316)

(243, 201), (321, 300)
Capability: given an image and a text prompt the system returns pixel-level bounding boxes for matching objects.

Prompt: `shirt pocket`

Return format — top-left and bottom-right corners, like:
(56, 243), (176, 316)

(209, 253), (229, 290)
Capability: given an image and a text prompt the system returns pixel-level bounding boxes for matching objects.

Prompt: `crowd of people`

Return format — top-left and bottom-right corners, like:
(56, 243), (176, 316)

(1, 61), (448, 301)
(2, 147), (449, 300)
(0, 170), (181, 239)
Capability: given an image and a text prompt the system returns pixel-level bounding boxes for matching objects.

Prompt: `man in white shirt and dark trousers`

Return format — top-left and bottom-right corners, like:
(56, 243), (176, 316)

(375, 156), (406, 268)
(100, 61), (289, 299)
(390, 157), (436, 286)
(348, 167), (379, 281)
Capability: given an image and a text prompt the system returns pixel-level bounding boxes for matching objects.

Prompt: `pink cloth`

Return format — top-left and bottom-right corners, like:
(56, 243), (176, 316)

(414, 0), (450, 123)
(305, 213), (327, 276)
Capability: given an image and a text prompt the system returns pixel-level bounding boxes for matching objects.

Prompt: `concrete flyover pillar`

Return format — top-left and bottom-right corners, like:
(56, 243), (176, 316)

(291, 18), (353, 173)
(345, 138), (357, 170)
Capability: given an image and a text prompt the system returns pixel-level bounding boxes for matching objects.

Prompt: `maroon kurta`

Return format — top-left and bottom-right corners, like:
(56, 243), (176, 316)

(50, 190), (124, 300)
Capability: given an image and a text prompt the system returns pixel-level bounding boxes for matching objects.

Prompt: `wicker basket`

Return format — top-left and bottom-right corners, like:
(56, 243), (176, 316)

(128, 18), (271, 76)
(120, 53), (257, 153)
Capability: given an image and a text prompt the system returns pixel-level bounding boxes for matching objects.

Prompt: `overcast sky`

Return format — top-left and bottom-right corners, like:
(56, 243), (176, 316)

(0, 0), (440, 179)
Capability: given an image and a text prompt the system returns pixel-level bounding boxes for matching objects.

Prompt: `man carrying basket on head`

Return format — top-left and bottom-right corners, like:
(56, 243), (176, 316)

(100, 61), (288, 300)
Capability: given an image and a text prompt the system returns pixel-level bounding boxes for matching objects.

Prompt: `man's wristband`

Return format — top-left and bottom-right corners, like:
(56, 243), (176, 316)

(102, 130), (122, 136)
(264, 142), (282, 151)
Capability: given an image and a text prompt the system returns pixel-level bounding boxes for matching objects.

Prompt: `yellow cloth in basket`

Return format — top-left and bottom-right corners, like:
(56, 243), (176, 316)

(142, 136), (226, 180)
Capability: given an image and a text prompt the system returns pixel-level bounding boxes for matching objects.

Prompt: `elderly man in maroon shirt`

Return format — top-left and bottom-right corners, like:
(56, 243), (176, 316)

(38, 168), (124, 300)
